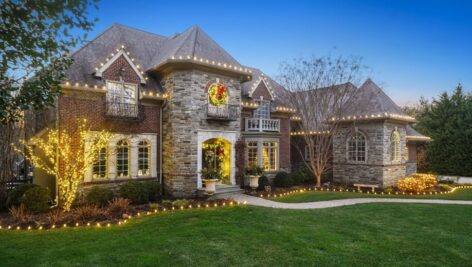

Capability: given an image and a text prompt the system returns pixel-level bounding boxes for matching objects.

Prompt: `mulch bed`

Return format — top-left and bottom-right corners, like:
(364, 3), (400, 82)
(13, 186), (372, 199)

(0, 198), (236, 230)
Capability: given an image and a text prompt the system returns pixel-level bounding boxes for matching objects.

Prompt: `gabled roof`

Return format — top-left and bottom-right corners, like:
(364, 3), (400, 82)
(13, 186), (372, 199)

(65, 24), (250, 89)
(242, 67), (290, 105)
(66, 23), (166, 90)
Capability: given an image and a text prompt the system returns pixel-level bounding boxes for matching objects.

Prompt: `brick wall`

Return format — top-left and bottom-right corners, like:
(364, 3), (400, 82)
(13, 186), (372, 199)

(102, 55), (141, 84)
(251, 81), (273, 100)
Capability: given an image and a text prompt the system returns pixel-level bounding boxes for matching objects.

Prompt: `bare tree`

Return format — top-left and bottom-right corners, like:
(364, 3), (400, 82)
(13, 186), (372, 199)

(278, 55), (365, 187)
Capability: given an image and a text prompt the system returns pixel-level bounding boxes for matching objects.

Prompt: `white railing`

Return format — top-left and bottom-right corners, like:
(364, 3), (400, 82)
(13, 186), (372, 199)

(245, 118), (280, 132)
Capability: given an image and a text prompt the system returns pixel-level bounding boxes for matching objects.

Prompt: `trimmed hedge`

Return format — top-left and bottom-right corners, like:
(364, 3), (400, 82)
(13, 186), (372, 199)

(7, 184), (40, 207)
(273, 171), (293, 188)
(143, 180), (162, 201)
(85, 186), (114, 207)
(21, 186), (51, 213)
(118, 181), (148, 204)
(257, 175), (270, 191)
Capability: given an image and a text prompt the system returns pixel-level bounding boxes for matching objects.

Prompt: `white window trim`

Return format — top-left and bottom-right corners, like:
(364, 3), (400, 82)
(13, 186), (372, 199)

(95, 49), (146, 84)
(391, 130), (401, 162)
(84, 133), (157, 182)
(245, 138), (279, 172)
(346, 131), (368, 163)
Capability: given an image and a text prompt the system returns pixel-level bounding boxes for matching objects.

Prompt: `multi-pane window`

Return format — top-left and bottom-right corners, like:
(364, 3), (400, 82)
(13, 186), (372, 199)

(116, 140), (130, 177)
(138, 140), (150, 176)
(391, 131), (401, 162)
(106, 81), (137, 104)
(304, 145), (317, 161)
(247, 141), (258, 167)
(254, 100), (270, 119)
(348, 132), (366, 162)
(92, 147), (107, 179)
(262, 141), (278, 171)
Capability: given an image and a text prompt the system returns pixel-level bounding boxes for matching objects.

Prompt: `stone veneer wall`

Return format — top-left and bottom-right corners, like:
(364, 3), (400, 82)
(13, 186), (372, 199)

(333, 120), (409, 187)
(161, 70), (241, 197)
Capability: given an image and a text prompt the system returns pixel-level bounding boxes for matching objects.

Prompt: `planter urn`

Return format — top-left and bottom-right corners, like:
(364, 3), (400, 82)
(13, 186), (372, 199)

(203, 179), (219, 194)
(248, 175), (260, 190)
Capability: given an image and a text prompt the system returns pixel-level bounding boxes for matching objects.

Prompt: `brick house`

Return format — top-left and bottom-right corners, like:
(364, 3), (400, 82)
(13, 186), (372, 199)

(29, 24), (429, 197)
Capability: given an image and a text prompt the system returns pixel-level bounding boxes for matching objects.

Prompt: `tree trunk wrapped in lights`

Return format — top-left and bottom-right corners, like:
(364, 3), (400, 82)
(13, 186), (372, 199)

(278, 55), (365, 187)
(14, 120), (111, 211)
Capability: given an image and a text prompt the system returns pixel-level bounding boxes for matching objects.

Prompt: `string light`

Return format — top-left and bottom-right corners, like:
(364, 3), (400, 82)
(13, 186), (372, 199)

(330, 113), (415, 123)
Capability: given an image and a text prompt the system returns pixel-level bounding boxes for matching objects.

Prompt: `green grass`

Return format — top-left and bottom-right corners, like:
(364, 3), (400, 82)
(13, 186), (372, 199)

(270, 188), (472, 203)
(1, 204), (472, 266)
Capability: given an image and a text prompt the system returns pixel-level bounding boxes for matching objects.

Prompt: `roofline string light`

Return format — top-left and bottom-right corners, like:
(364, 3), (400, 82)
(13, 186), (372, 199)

(275, 106), (296, 113)
(248, 75), (276, 99)
(330, 113), (416, 122)
(93, 45), (149, 84)
(60, 82), (168, 100)
(290, 130), (330, 136)
(241, 101), (258, 108)
(0, 200), (247, 231)
(169, 55), (252, 74)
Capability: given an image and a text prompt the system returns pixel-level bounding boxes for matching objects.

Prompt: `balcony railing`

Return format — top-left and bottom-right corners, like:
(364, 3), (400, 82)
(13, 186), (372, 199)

(205, 104), (238, 121)
(105, 101), (144, 121)
(245, 118), (280, 132)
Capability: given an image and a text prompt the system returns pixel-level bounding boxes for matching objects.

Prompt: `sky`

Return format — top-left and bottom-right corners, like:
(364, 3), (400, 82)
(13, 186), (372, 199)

(83, 0), (472, 106)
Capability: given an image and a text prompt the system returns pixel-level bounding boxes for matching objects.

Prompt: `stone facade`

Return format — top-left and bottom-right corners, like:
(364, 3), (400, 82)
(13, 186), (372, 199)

(333, 120), (409, 187)
(161, 70), (242, 196)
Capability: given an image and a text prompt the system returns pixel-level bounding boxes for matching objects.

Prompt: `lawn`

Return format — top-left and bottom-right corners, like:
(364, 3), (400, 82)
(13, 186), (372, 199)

(269, 187), (472, 203)
(1, 204), (472, 266)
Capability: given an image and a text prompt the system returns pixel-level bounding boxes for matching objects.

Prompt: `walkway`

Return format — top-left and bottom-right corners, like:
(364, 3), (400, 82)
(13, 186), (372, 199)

(216, 193), (472, 210)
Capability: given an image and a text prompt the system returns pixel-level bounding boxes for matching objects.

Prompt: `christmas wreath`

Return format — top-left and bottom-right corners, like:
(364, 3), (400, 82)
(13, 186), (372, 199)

(208, 83), (228, 106)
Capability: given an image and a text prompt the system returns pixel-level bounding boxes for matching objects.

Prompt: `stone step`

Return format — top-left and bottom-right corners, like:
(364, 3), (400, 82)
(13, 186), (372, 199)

(214, 185), (244, 195)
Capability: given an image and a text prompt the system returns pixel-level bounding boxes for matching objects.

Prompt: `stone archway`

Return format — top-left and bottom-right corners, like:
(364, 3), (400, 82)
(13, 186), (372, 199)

(202, 138), (231, 185)
(197, 130), (238, 189)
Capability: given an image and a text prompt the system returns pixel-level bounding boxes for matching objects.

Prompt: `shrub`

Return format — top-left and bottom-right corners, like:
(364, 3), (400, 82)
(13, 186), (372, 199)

(257, 175), (270, 191)
(384, 187), (394, 194)
(7, 184), (39, 207)
(9, 204), (31, 223)
(107, 198), (131, 214)
(172, 199), (188, 207)
(118, 181), (148, 204)
(397, 173), (437, 193)
(47, 209), (64, 225)
(142, 180), (161, 201)
(74, 205), (102, 221)
(290, 171), (306, 186)
(273, 171), (293, 188)
(21, 186), (51, 213)
(438, 184), (452, 192)
(85, 186), (114, 207)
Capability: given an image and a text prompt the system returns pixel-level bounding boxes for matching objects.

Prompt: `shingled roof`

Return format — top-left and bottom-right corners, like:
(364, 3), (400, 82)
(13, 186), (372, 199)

(65, 24), (248, 91)
(406, 125), (431, 141)
(242, 67), (291, 105)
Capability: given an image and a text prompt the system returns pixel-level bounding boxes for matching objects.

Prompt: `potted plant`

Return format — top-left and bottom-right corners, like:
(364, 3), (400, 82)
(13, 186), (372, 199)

(245, 163), (264, 191)
(201, 150), (222, 195)
(200, 167), (222, 194)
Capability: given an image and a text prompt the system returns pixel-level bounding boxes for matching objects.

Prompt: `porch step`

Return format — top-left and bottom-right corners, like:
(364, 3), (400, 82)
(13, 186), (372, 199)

(214, 185), (244, 195)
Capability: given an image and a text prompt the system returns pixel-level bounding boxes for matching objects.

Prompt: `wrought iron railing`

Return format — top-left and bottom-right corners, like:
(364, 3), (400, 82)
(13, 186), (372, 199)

(205, 104), (239, 121)
(245, 118), (280, 132)
(105, 102), (143, 120)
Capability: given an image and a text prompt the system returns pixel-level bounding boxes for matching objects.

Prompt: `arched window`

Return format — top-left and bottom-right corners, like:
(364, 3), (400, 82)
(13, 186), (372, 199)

(116, 140), (130, 177)
(348, 132), (366, 162)
(138, 140), (150, 176)
(391, 131), (401, 162)
(92, 147), (107, 179)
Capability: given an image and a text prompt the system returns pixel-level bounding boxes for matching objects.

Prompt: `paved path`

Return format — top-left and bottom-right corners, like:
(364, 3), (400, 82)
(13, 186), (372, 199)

(216, 193), (472, 210)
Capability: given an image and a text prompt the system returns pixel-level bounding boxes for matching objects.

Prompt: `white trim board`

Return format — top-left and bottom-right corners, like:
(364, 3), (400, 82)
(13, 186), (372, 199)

(95, 49), (146, 84)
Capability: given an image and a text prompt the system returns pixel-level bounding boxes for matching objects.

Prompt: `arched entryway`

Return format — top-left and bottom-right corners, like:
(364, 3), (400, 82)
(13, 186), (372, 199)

(201, 138), (231, 185)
